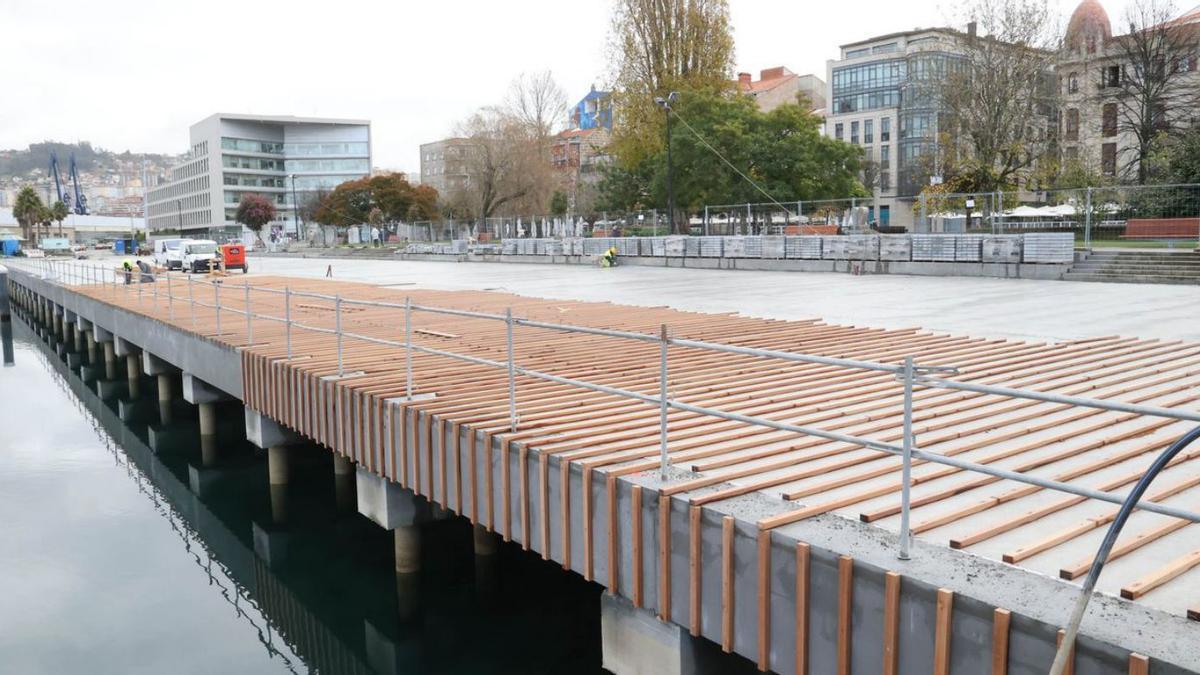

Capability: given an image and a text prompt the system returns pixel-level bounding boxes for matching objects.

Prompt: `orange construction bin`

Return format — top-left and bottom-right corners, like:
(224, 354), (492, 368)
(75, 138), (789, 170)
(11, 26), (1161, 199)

(220, 243), (248, 273)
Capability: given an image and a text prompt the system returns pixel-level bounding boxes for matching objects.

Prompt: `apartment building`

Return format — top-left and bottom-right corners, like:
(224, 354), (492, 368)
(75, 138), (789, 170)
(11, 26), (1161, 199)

(735, 67), (827, 114)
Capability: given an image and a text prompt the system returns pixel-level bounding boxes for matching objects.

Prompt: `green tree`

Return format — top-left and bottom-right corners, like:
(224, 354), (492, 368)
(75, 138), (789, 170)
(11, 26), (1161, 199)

(608, 0), (736, 168)
(234, 193), (277, 246)
(51, 200), (69, 236)
(597, 91), (867, 222)
(549, 190), (569, 215)
(12, 186), (44, 245)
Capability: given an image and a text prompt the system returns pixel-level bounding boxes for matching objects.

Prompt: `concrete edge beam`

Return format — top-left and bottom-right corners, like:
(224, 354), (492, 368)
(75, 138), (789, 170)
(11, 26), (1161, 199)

(113, 337), (139, 358)
(142, 351), (172, 376)
(244, 407), (301, 449)
(93, 325), (113, 343)
(355, 467), (430, 530)
(182, 373), (233, 405)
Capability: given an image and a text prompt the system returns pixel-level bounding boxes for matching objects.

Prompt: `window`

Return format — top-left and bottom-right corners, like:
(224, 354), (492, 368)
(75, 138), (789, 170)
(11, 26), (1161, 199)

(864, 119), (874, 144)
(1103, 65), (1121, 88)
(1064, 146), (1079, 161)
(880, 145), (890, 165)
(1177, 56), (1198, 73)
(880, 171), (891, 191)
(1065, 109), (1080, 141)
(835, 123), (844, 140)
(1101, 143), (1117, 175)
(881, 117), (891, 142)
(851, 121), (859, 144)
(1068, 73), (1079, 94)
(1102, 103), (1117, 136)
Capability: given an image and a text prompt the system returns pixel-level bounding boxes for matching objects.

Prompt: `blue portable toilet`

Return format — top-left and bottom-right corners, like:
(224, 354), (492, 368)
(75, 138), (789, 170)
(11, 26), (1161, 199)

(0, 235), (20, 256)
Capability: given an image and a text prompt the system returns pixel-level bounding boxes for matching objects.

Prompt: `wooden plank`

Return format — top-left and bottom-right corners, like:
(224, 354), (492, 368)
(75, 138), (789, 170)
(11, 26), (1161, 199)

(1128, 652), (1150, 675)
(1121, 549), (1200, 600)
(883, 572), (901, 675)
(992, 608), (1010, 675)
(690, 504), (702, 637)
(934, 588), (953, 675)
(1056, 629), (1075, 675)
(796, 542), (810, 675)
(632, 485), (644, 608)
(837, 555), (853, 675)
(659, 493), (671, 622)
(757, 530), (771, 672)
(721, 516), (735, 653)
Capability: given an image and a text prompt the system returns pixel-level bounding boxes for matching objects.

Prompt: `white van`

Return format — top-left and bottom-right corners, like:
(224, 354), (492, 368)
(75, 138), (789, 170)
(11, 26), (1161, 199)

(153, 238), (189, 270)
(181, 240), (220, 273)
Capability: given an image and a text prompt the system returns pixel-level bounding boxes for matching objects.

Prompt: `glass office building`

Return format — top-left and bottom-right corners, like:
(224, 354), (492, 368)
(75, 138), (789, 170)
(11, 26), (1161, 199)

(147, 114), (371, 239)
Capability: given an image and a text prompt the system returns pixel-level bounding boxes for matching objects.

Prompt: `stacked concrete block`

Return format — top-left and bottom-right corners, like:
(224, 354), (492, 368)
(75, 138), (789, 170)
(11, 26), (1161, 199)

(785, 236), (822, 259)
(822, 236), (850, 260)
(848, 235), (880, 260)
(723, 236), (747, 258)
(664, 236), (688, 257)
(698, 237), (724, 257)
(879, 235), (912, 261)
(955, 234), (984, 262)
(761, 236), (786, 259)
(912, 235), (957, 262)
(1022, 233), (1074, 263)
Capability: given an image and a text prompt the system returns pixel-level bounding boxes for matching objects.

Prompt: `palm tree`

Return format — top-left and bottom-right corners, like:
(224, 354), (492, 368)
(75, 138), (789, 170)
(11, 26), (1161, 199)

(12, 187), (43, 245)
(51, 201), (69, 236)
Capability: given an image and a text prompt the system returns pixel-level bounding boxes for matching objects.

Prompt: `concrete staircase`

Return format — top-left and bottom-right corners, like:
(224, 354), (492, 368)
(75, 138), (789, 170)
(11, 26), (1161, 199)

(1064, 248), (1200, 284)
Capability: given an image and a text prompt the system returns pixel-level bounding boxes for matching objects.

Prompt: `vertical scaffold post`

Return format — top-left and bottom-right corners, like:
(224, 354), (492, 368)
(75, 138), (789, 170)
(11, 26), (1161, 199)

(404, 296), (413, 399)
(898, 355), (915, 560)
(285, 287), (292, 360)
(506, 307), (517, 432)
(660, 323), (670, 481)
(335, 294), (343, 377)
(244, 283), (252, 344)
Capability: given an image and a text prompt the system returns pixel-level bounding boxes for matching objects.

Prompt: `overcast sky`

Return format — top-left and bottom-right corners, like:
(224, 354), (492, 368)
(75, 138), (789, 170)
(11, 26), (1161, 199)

(0, 0), (1135, 171)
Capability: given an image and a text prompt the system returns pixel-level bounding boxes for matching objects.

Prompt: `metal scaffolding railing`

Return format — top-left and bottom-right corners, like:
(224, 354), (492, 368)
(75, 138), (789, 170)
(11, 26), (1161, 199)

(10, 258), (1200, 561)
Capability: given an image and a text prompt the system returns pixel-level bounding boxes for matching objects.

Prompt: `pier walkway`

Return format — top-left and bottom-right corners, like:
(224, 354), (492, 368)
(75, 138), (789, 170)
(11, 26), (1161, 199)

(6, 260), (1200, 674)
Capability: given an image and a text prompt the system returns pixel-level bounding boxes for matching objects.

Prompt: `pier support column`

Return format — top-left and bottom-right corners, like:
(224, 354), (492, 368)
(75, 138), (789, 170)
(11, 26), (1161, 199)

(473, 523), (500, 599)
(601, 594), (708, 675)
(103, 342), (117, 380)
(473, 523), (499, 556)
(86, 331), (97, 364)
(393, 526), (421, 574)
(245, 407), (303, 527)
(126, 354), (141, 399)
(157, 374), (174, 425)
(183, 373), (233, 466)
(268, 445), (290, 524)
(334, 454), (356, 513)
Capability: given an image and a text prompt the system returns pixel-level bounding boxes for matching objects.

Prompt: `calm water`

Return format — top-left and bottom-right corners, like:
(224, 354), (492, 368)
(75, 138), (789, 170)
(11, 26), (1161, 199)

(0, 310), (603, 674)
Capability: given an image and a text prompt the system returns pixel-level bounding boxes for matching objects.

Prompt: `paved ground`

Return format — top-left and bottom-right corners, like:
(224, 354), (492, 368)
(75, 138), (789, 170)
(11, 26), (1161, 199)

(251, 257), (1200, 343)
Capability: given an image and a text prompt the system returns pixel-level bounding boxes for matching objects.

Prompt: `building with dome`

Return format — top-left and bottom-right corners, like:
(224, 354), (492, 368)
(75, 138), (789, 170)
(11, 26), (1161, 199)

(1058, 0), (1200, 179)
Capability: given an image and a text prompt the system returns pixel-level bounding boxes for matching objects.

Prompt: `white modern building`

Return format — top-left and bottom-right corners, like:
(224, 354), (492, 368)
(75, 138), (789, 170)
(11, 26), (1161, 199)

(146, 113), (371, 239)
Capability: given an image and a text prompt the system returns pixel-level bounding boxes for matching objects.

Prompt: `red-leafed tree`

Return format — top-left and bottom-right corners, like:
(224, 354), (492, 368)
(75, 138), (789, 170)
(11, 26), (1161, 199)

(235, 193), (277, 246)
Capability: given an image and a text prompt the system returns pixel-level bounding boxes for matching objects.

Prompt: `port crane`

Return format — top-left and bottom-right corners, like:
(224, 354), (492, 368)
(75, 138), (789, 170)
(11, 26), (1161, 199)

(48, 151), (89, 215)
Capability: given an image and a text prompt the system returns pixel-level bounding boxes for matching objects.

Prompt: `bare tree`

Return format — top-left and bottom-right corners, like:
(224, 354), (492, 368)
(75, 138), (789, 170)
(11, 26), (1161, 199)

(1106, 0), (1200, 182)
(504, 71), (567, 140)
(454, 108), (557, 225)
(939, 0), (1060, 193)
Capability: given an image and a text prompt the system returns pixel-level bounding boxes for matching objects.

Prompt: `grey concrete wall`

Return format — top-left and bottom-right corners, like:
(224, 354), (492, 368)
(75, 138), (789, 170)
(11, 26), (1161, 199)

(382, 252), (1072, 282)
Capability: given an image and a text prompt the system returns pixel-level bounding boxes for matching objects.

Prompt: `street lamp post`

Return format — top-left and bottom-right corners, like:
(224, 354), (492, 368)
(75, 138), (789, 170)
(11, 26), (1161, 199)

(289, 173), (301, 239)
(654, 92), (679, 234)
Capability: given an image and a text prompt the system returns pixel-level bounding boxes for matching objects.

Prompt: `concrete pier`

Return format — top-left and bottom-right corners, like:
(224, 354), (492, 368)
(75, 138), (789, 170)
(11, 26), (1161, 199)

(10, 265), (1200, 675)
(334, 454), (355, 513)
(102, 341), (117, 380)
(472, 523), (498, 557)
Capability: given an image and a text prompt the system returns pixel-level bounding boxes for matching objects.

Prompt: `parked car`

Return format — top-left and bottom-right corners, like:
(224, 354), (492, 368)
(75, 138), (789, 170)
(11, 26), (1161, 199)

(181, 240), (220, 273)
(153, 238), (190, 270)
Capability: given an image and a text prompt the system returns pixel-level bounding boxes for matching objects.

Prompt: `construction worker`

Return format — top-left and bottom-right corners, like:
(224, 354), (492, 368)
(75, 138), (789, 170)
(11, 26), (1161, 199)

(601, 245), (618, 268)
(122, 259), (134, 285)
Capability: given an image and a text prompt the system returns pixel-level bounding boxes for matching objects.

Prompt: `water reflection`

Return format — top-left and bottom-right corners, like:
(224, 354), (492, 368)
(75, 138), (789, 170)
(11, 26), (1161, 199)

(6, 308), (604, 674)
